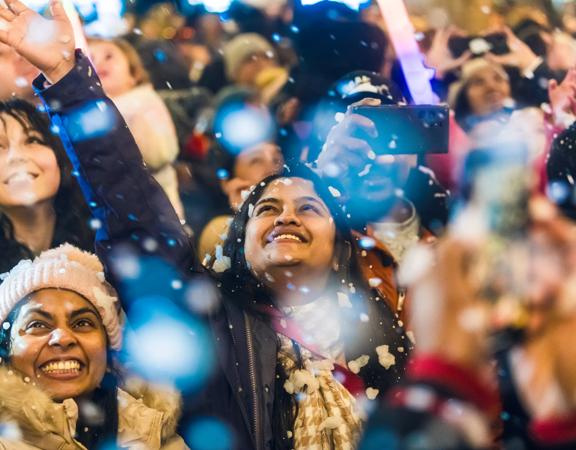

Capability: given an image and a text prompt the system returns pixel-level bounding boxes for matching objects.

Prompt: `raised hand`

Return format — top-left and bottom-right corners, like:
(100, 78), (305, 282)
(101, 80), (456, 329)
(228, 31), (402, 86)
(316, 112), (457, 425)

(485, 27), (540, 73)
(0, 0), (75, 83)
(424, 27), (472, 80)
(316, 98), (380, 183)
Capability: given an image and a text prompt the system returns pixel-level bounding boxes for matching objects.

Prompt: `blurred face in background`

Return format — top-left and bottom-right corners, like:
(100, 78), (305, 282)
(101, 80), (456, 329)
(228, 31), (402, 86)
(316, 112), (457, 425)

(89, 41), (137, 98)
(236, 52), (277, 87)
(221, 142), (284, 210)
(234, 142), (283, 184)
(465, 65), (511, 117)
(0, 44), (38, 101)
(0, 113), (60, 210)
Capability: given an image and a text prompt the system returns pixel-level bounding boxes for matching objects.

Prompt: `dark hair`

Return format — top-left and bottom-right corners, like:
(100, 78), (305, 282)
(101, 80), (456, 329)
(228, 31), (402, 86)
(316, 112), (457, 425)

(0, 100), (93, 269)
(220, 163), (352, 309)
(0, 295), (119, 448)
(218, 163), (390, 450)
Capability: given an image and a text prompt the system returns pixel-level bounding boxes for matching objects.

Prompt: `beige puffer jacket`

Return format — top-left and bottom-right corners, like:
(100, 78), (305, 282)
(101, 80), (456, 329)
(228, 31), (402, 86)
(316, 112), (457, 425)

(0, 367), (188, 450)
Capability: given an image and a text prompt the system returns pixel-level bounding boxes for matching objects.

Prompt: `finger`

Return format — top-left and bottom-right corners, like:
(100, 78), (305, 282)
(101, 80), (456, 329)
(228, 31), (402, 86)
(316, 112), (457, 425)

(343, 113), (378, 138)
(454, 50), (472, 66)
(5, 0), (28, 15)
(347, 97), (382, 110)
(549, 79), (558, 92)
(49, 0), (66, 20)
(0, 6), (16, 21)
(485, 52), (509, 65)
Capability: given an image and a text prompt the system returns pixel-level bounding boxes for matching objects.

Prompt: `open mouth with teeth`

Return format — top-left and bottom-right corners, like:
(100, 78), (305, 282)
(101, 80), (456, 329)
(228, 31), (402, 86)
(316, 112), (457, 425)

(4, 172), (39, 186)
(268, 233), (307, 244)
(39, 359), (84, 379)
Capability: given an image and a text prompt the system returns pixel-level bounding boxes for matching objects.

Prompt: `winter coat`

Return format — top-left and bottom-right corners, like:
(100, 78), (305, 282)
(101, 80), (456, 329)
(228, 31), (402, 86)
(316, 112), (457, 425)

(0, 211), (93, 276)
(34, 51), (410, 450)
(0, 367), (187, 450)
(112, 83), (184, 219)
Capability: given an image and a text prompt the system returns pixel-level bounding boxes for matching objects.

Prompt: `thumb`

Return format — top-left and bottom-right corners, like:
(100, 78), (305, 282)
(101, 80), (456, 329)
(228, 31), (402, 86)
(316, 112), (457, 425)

(549, 79), (558, 92)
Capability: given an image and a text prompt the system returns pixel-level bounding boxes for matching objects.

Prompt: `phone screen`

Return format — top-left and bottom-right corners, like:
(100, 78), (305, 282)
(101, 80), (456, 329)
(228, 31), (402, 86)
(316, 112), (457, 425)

(351, 105), (450, 155)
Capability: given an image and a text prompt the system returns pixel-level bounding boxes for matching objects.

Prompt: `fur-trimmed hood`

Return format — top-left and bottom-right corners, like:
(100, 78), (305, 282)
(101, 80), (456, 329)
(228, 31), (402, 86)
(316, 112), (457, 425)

(0, 366), (188, 449)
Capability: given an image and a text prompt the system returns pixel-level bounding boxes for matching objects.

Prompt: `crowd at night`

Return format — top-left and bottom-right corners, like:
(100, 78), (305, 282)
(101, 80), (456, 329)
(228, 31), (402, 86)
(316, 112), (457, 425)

(1, 0), (576, 448)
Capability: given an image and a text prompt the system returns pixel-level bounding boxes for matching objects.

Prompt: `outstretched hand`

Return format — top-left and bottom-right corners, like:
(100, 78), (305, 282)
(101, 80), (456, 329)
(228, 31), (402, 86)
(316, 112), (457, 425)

(0, 0), (75, 83)
(424, 27), (472, 80)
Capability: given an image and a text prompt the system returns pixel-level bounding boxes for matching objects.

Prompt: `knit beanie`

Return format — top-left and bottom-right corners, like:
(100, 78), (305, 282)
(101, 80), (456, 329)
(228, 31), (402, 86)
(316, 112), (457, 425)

(447, 58), (509, 108)
(0, 244), (123, 350)
(223, 33), (275, 81)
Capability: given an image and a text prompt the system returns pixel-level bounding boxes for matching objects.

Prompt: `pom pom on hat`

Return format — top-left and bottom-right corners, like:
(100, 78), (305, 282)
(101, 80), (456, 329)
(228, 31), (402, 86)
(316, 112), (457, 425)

(0, 244), (123, 350)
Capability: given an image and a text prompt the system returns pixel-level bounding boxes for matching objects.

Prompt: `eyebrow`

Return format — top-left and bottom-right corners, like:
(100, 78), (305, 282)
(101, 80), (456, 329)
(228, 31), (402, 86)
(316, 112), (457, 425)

(255, 196), (329, 212)
(255, 197), (281, 206)
(70, 308), (99, 320)
(299, 196), (330, 213)
(23, 307), (99, 320)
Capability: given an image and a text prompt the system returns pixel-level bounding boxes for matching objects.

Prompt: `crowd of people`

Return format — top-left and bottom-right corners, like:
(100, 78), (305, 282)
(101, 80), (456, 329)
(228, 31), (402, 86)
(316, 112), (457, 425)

(2, 0), (576, 448)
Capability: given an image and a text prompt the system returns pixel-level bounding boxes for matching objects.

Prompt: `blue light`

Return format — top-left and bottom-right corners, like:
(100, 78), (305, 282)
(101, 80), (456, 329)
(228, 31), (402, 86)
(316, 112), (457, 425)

(64, 100), (117, 142)
(122, 298), (215, 393)
(214, 103), (275, 155)
(300, 0), (370, 11)
(186, 418), (234, 450)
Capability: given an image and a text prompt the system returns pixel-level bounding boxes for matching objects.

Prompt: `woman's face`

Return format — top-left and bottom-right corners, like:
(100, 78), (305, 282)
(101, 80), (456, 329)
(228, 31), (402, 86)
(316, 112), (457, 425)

(465, 66), (511, 116)
(234, 142), (284, 185)
(244, 177), (336, 283)
(0, 113), (60, 209)
(9, 289), (108, 402)
(89, 41), (137, 98)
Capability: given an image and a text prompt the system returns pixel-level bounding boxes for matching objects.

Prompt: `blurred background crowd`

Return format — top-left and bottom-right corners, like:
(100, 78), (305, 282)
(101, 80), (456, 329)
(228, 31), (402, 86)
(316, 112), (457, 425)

(3, 0), (576, 449)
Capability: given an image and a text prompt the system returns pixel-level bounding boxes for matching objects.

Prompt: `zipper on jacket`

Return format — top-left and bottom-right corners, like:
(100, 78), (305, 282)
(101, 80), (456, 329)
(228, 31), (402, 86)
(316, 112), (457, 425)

(244, 312), (263, 450)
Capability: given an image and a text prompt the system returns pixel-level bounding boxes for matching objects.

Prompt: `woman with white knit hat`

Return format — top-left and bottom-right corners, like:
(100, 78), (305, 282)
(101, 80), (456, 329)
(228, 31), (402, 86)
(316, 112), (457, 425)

(0, 244), (188, 450)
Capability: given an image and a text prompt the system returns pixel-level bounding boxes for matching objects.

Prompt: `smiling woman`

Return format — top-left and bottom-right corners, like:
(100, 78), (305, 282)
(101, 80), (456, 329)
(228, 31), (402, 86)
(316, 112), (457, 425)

(0, 100), (93, 274)
(0, 244), (188, 449)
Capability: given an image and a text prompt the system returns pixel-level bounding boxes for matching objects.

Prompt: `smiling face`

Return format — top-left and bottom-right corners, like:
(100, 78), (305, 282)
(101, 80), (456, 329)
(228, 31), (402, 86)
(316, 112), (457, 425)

(9, 289), (107, 402)
(89, 40), (137, 98)
(465, 66), (511, 117)
(244, 177), (336, 288)
(0, 113), (61, 209)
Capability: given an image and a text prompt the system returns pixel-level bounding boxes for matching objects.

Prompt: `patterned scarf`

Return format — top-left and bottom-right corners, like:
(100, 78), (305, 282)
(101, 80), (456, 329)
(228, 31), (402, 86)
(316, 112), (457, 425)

(277, 334), (364, 450)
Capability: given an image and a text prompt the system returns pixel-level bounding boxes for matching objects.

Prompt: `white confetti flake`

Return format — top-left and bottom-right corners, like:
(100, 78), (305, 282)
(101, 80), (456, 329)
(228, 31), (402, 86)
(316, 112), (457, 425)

(376, 345), (396, 369)
(348, 354), (370, 374)
(368, 277), (382, 287)
(365, 387), (379, 400)
(337, 292), (352, 308)
(328, 186), (341, 198)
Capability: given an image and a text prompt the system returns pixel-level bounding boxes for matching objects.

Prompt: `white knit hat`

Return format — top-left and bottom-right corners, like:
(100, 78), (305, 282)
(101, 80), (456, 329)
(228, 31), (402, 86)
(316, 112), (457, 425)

(0, 244), (123, 350)
(223, 33), (276, 81)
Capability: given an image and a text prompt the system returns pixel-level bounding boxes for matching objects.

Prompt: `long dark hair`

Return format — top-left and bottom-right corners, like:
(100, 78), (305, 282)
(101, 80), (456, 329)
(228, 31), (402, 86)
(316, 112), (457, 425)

(0, 297), (119, 448)
(0, 100), (93, 268)
(219, 164), (404, 450)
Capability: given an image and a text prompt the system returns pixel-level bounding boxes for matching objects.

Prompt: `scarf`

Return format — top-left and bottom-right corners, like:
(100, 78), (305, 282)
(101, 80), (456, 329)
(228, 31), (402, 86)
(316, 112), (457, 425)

(272, 297), (364, 450)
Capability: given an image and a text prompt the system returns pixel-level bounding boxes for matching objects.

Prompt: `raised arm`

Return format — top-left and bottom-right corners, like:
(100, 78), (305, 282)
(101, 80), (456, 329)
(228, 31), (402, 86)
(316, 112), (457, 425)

(0, 0), (196, 271)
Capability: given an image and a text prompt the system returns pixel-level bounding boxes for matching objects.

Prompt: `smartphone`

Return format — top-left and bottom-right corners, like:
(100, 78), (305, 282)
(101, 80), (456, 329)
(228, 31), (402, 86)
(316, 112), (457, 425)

(351, 105), (450, 155)
(449, 33), (509, 58)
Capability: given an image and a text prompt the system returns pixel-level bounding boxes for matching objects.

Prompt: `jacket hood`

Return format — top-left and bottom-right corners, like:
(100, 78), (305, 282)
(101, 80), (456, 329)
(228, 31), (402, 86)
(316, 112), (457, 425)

(0, 365), (183, 449)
